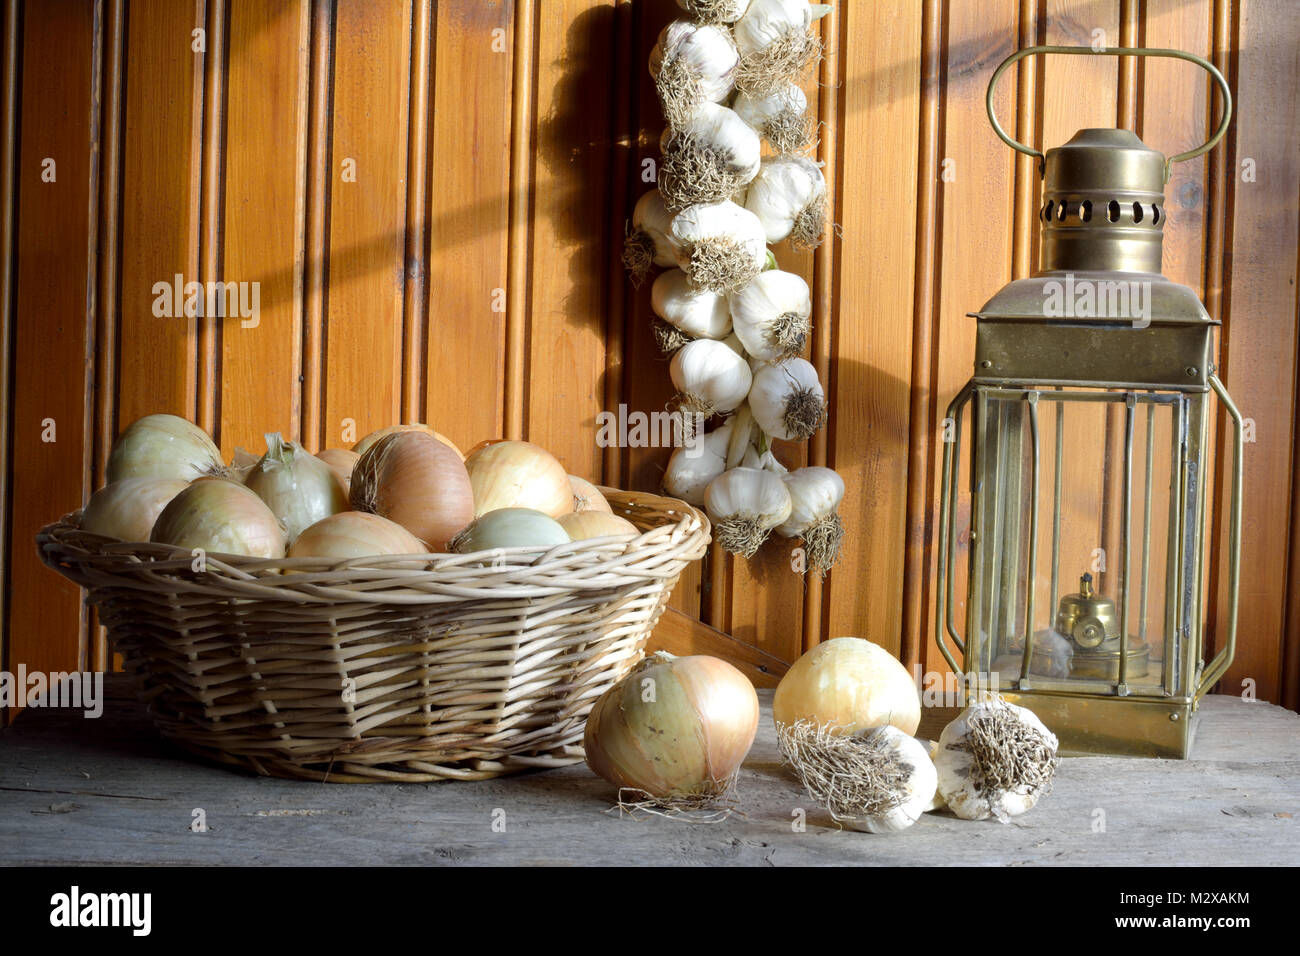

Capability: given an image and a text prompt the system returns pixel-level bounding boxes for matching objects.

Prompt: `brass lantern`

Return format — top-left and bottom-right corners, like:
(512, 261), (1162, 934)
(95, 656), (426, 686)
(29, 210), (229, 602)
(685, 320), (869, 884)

(935, 46), (1244, 758)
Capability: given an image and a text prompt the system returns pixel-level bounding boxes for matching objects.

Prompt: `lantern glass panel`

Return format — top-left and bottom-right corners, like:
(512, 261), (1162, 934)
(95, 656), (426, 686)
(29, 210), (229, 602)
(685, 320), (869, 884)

(972, 388), (1186, 696)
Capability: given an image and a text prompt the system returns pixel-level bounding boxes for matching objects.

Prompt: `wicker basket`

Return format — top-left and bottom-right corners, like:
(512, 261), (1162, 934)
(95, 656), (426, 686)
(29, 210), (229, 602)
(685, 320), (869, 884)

(37, 489), (709, 783)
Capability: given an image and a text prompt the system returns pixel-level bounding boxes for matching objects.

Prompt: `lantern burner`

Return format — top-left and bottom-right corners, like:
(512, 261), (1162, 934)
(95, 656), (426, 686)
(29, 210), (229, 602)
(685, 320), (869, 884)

(1055, 572), (1149, 681)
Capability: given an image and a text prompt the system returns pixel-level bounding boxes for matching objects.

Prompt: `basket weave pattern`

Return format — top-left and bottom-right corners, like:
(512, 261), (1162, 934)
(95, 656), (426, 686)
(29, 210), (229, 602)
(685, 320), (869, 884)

(38, 490), (709, 783)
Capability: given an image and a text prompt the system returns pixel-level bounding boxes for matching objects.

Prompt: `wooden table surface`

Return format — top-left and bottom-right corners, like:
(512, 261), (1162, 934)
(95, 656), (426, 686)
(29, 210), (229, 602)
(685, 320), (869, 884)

(2, 680), (1297, 866)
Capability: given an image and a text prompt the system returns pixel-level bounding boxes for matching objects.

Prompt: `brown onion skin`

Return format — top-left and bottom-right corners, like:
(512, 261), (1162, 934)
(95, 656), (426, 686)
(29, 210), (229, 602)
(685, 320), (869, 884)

(349, 431), (473, 551)
(316, 448), (359, 496)
(465, 440), (572, 518)
(583, 654), (759, 798)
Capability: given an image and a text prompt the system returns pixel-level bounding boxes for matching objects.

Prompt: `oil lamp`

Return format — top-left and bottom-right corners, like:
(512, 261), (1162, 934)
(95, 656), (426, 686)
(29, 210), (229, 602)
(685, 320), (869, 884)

(935, 47), (1244, 758)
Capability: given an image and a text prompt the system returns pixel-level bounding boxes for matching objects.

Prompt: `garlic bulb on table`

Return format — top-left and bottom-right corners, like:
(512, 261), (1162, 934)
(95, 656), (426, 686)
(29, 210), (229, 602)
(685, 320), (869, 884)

(658, 102), (762, 212)
(732, 0), (828, 96)
(733, 83), (813, 154)
(675, 0), (752, 23)
(746, 154), (828, 247)
(779, 720), (937, 833)
(652, 268), (732, 354)
(774, 464), (844, 575)
(704, 465), (791, 557)
(623, 189), (682, 286)
(936, 697), (1060, 822)
(670, 338), (753, 416)
(671, 200), (768, 294)
(729, 268), (812, 362)
(749, 356), (827, 441)
(649, 21), (739, 129)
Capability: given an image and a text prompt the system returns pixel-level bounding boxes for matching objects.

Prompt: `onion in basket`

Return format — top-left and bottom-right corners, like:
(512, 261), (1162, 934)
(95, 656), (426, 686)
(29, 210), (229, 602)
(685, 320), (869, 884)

(150, 478), (287, 558)
(558, 510), (638, 540)
(80, 477), (189, 542)
(449, 507), (570, 553)
(288, 512), (427, 561)
(569, 474), (613, 513)
(464, 440), (572, 518)
(584, 652), (759, 804)
(244, 433), (347, 542)
(350, 431), (475, 551)
(106, 413), (226, 483)
(316, 448), (359, 495)
(352, 423), (464, 460)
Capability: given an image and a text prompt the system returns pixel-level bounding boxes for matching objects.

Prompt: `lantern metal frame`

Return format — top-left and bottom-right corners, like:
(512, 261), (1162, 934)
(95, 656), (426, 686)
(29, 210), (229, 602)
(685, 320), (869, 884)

(934, 46), (1244, 758)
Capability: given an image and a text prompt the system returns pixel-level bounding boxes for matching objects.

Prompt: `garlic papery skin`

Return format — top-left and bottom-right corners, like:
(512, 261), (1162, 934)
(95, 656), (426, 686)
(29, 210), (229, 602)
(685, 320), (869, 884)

(649, 21), (739, 129)
(704, 465), (792, 557)
(623, 190), (683, 285)
(671, 200), (768, 294)
(775, 465), (844, 575)
(658, 103), (762, 211)
(745, 154), (828, 247)
(733, 83), (812, 154)
(732, 0), (823, 97)
(748, 356), (827, 441)
(670, 338), (753, 416)
(936, 697), (1060, 823)
(675, 0), (751, 24)
(652, 269), (732, 340)
(728, 268), (812, 362)
(778, 720), (936, 833)
(663, 441), (727, 507)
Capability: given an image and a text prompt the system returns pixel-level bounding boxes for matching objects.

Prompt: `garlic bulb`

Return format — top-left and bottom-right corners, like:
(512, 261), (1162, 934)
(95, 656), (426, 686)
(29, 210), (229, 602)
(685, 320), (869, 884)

(775, 465), (844, 575)
(663, 418), (733, 506)
(746, 154), (828, 247)
(704, 465), (791, 557)
(670, 338), (753, 416)
(675, 0), (751, 24)
(733, 83), (812, 154)
(652, 269), (732, 341)
(778, 720), (937, 833)
(658, 102), (762, 211)
(671, 200), (768, 294)
(936, 697), (1060, 822)
(649, 21), (739, 129)
(623, 190), (682, 285)
(729, 268), (812, 362)
(748, 357), (827, 441)
(733, 0), (825, 96)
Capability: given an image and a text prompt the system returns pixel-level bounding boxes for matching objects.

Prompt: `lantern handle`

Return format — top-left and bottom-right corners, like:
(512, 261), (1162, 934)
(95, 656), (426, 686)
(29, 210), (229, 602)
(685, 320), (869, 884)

(986, 45), (1233, 182)
(1196, 375), (1242, 699)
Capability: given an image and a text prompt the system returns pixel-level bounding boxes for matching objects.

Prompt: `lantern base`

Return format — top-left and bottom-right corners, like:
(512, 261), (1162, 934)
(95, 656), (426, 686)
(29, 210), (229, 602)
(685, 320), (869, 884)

(998, 690), (1198, 758)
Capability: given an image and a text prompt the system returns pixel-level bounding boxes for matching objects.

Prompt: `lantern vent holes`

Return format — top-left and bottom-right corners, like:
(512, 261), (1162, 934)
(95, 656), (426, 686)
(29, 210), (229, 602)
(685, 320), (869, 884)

(1107, 200), (1120, 222)
(1133, 201), (1144, 223)
(1152, 204), (1161, 224)
(1042, 200), (1054, 221)
(1081, 200), (1092, 222)
(1041, 198), (1162, 229)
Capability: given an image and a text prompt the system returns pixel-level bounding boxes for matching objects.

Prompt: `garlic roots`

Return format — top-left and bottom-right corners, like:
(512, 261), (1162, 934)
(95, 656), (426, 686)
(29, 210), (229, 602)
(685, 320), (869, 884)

(704, 465), (791, 557)
(748, 357), (827, 441)
(658, 103), (762, 211)
(746, 154), (828, 247)
(649, 21), (739, 129)
(729, 268), (811, 361)
(775, 465), (844, 575)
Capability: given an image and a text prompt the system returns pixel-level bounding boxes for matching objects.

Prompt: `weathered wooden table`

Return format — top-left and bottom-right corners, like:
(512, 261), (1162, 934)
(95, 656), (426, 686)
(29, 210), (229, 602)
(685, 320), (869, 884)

(2, 679), (1296, 866)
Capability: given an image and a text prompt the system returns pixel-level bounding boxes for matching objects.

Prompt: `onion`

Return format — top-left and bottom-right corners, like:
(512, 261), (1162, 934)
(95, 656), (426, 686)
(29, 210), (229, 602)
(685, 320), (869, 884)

(80, 477), (189, 541)
(350, 431), (474, 551)
(569, 474), (613, 513)
(353, 423), (464, 461)
(449, 507), (570, 553)
(558, 510), (638, 540)
(773, 637), (921, 737)
(243, 433), (347, 542)
(584, 652), (759, 801)
(288, 512), (427, 561)
(316, 448), (359, 496)
(464, 440), (572, 518)
(106, 413), (225, 483)
(150, 479), (287, 558)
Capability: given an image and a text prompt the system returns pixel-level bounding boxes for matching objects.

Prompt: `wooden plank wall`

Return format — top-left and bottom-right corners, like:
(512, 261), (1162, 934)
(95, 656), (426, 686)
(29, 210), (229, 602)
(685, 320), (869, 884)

(1, 0), (1297, 715)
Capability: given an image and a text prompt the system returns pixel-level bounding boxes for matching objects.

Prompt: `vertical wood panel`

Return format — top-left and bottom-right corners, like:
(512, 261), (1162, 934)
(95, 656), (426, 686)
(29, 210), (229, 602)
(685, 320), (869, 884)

(321, 0), (410, 449)
(1214, 0), (1299, 703)
(219, 0), (306, 456)
(8, 0), (98, 686)
(425, 0), (513, 451)
(826, 0), (923, 661)
(524, 0), (612, 480)
(0, 0), (19, 702)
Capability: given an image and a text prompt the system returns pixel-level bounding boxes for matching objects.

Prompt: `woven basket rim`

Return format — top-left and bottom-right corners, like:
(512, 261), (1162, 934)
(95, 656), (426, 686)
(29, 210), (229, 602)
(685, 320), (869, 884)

(38, 487), (711, 605)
